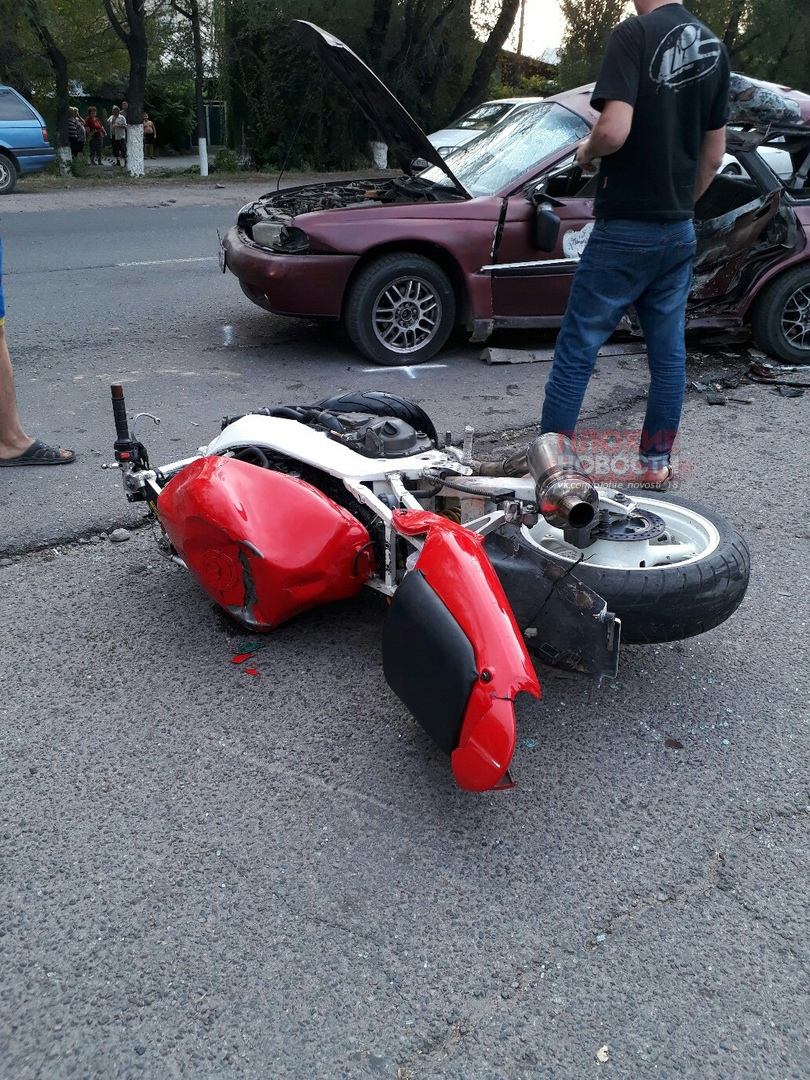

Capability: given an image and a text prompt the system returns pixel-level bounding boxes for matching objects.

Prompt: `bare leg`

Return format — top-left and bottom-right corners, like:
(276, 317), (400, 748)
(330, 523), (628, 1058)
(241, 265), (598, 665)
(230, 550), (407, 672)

(0, 324), (73, 462)
(0, 324), (32, 457)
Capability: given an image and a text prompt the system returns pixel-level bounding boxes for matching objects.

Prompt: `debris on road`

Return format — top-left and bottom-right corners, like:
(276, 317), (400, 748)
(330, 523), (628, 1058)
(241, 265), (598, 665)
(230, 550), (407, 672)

(108, 528), (131, 543)
(749, 361), (810, 389)
(706, 393), (753, 405)
(482, 341), (646, 365)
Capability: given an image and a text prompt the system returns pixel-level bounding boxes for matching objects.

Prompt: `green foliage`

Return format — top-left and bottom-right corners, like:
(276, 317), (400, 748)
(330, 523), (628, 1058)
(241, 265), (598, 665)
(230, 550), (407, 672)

(557, 0), (630, 90)
(220, 0), (480, 170)
(146, 61), (195, 151)
(556, 0), (810, 96)
(212, 146), (239, 171)
(491, 73), (556, 99)
(69, 152), (90, 178)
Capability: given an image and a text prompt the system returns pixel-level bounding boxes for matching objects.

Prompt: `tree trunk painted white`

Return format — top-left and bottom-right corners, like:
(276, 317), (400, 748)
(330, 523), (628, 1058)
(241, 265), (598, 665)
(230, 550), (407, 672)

(127, 124), (145, 177)
(370, 140), (388, 169)
(58, 146), (71, 174)
(198, 136), (209, 177)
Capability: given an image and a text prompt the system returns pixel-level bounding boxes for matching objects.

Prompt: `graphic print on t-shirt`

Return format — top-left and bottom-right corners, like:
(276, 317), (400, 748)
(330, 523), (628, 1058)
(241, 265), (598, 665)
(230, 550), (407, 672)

(650, 23), (723, 90)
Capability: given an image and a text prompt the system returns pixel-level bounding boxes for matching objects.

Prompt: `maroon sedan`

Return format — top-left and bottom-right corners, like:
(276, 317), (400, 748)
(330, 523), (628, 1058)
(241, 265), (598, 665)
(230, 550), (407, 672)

(221, 21), (810, 367)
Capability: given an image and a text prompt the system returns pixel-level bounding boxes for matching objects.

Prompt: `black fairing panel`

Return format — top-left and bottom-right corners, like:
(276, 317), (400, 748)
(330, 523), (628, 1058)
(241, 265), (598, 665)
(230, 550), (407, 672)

(382, 569), (478, 754)
(484, 524), (620, 679)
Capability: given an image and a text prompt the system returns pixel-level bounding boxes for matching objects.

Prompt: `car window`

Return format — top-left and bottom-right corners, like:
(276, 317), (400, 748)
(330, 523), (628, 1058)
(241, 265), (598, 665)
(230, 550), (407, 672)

(0, 89), (36, 122)
(421, 103), (591, 198)
(455, 103), (514, 130)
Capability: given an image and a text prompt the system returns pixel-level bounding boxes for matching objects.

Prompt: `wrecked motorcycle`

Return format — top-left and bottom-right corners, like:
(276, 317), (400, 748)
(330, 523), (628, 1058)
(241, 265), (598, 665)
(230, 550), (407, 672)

(110, 385), (750, 792)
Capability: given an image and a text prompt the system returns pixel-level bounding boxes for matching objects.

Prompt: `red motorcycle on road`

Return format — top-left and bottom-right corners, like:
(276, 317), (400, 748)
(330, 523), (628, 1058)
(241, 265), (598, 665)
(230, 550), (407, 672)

(110, 385), (749, 791)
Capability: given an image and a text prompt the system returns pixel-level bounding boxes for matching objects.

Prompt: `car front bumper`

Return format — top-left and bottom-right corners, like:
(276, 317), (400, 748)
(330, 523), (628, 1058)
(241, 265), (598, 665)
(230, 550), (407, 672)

(221, 226), (359, 318)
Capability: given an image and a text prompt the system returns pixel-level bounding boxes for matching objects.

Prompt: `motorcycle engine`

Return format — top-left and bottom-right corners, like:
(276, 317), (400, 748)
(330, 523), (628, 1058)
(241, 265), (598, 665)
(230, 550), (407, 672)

(336, 416), (434, 458)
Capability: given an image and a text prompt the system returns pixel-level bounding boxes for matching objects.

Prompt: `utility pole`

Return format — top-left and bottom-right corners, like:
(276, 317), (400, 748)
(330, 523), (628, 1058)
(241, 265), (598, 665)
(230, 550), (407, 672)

(517, 0), (526, 54)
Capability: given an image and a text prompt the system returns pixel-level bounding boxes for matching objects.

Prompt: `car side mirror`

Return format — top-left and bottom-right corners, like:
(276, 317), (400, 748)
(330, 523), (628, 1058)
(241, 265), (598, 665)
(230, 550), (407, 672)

(533, 203), (561, 252)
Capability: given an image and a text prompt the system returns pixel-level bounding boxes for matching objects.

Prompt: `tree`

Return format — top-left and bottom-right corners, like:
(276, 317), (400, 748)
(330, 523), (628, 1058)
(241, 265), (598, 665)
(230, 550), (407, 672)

(171, 0), (211, 173)
(104, 0), (149, 175)
(556, 0), (630, 90)
(24, 0), (70, 164)
(450, 0), (521, 118)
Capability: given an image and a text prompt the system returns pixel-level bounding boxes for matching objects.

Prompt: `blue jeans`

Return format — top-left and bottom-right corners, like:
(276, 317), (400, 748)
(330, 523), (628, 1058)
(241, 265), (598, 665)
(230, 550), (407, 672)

(540, 218), (697, 464)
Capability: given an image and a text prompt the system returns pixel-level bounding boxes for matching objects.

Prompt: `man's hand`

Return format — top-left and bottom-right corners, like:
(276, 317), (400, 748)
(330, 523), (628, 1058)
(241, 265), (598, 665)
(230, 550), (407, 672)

(576, 141), (599, 174)
(579, 100), (634, 169)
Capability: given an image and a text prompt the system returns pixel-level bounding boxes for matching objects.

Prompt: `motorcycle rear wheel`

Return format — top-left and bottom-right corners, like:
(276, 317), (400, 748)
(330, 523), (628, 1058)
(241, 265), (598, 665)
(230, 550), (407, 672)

(520, 490), (750, 644)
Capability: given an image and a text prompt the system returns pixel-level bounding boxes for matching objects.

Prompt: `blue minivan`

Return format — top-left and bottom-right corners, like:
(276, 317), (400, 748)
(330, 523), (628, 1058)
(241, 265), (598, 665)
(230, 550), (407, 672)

(0, 86), (55, 194)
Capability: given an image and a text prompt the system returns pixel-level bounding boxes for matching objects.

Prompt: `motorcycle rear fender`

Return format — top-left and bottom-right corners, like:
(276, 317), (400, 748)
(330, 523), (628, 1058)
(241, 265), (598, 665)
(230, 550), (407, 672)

(157, 456), (374, 629)
(383, 509), (540, 792)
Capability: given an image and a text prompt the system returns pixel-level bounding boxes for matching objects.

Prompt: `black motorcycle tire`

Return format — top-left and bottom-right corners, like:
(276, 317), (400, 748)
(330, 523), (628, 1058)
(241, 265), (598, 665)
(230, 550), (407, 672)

(345, 253), (456, 367)
(315, 390), (438, 443)
(749, 265), (810, 364)
(561, 493), (750, 644)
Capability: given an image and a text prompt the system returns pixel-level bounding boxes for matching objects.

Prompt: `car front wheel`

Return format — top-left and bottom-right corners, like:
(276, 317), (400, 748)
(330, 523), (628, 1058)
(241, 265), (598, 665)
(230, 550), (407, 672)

(750, 265), (810, 363)
(0, 154), (17, 195)
(345, 253), (456, 366)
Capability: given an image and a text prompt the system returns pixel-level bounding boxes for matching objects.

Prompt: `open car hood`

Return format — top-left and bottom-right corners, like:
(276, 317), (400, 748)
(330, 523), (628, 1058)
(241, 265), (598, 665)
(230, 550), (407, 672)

(294, 20), (469, 199)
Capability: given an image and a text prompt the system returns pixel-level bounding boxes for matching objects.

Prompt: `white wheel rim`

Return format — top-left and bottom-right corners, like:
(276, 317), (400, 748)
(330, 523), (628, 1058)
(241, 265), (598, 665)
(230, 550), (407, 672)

(521, 489), (721, 570)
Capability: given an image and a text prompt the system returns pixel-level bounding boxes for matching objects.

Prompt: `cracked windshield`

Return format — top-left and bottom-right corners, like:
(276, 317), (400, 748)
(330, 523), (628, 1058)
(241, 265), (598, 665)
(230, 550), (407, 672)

(421, 102), (591, 196)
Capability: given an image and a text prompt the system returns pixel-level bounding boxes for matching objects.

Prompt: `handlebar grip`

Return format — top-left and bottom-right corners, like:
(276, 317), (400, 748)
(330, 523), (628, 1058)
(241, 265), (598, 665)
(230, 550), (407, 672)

(111, 384), (131, 442)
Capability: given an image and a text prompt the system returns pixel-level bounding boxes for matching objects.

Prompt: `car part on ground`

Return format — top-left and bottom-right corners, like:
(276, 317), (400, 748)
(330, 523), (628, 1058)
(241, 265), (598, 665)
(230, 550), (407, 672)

(110, 384), (751, 791)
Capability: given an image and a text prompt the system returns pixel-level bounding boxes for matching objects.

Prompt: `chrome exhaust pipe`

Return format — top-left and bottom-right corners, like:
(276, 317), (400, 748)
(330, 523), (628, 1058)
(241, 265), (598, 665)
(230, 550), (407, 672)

(527, 433), (599, 529)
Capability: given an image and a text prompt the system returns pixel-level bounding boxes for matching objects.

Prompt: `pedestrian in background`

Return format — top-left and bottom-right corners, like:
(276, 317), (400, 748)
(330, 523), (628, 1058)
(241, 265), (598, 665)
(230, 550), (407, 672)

(539, 0), (730, 489)
(108, 106), (127, 166)
(73, 107), (86, 158)
(85, 107), (104, 165)
(67, 108), (84, 158)
(143, 113), (157, 159)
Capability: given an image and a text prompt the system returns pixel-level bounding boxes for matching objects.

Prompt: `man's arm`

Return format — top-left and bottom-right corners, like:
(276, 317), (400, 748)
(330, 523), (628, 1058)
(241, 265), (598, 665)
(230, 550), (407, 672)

(575, 100), (634, 170)
(695, 127), (727, 201)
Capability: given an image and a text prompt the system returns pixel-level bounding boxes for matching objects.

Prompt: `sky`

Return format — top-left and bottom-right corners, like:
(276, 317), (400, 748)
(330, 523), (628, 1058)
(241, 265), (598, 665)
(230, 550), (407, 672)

(507, 0), (567, 57)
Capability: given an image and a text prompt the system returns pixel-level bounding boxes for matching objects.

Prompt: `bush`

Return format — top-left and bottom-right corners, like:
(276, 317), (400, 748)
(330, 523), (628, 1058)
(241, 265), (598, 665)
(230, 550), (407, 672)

(212, 147), (239, 172)
(70, 154), (90, 178)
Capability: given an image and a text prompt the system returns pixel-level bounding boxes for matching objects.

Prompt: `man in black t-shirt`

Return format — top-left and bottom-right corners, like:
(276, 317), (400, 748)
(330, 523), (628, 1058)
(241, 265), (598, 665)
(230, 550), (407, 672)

(540, 0), (730, 488)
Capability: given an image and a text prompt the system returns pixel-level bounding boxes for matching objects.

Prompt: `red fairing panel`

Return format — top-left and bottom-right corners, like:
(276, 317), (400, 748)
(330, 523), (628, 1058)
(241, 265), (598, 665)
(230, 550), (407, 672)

(392, 509), (540, 791)
(158, 456), (374, 629)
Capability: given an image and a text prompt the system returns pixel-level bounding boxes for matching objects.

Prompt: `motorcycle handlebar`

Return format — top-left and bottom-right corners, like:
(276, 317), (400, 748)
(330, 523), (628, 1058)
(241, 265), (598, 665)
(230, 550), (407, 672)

(111, 384), (131, 442)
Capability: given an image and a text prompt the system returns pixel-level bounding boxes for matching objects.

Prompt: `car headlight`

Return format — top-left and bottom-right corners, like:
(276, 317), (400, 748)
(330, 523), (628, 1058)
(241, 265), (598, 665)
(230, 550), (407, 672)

(251, 221), (310, 254)
(252, 221), (285, 247)
(276, 226), (310, 253)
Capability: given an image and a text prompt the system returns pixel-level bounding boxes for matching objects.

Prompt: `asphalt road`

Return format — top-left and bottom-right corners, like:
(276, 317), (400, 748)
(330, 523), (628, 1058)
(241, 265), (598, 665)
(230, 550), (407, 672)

(1, 188), (809, 1079)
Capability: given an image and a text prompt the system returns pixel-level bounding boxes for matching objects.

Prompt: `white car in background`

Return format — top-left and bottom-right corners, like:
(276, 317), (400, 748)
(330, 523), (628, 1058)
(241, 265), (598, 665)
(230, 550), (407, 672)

(428, 97), (545, 157)
(721, 143), (793, 179)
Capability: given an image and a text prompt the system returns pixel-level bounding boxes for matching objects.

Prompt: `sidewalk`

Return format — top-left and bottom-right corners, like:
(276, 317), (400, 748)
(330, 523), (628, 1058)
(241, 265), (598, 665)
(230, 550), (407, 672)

(84, 154), (204, 172)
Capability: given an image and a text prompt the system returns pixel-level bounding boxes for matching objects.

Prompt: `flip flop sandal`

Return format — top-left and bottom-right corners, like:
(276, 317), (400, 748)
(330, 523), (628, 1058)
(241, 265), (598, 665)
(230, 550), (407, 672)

(0, 440), (76, 467)
(636, 463), (672, 491)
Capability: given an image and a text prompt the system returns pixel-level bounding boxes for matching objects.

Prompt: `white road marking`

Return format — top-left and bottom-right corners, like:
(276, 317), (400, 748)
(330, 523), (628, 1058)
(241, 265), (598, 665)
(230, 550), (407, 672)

(360, 363), (447, 380)
(116, 257), (218, 267)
